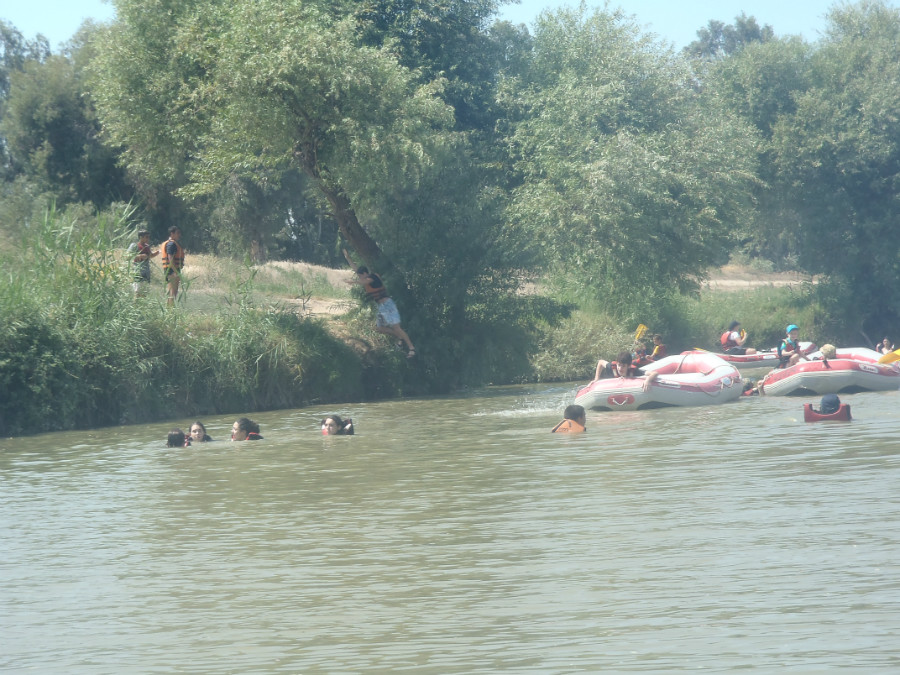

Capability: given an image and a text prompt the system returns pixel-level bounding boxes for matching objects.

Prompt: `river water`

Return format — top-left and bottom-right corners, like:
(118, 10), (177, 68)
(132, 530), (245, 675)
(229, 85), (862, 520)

(2, 382), (899, 673)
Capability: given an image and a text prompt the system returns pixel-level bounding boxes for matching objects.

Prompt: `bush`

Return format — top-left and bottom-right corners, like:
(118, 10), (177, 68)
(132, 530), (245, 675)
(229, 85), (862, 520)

(0, 203), (367, 436)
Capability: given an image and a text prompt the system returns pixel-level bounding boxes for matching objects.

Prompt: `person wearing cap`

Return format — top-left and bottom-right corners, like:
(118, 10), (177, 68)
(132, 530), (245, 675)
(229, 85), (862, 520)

(720, 321), (757, 355)
(777, 324), (809, 368)
(816, 393), (841, 415)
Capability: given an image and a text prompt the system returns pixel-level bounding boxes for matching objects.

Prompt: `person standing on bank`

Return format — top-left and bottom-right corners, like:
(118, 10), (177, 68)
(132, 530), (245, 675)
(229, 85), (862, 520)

(161, 226), (185, 307)
(127, 229), (159, 298)
(343, 248), (416, 358)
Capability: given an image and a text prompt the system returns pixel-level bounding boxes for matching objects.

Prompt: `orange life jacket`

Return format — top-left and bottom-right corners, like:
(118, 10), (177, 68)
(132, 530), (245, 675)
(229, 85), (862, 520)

(363, 273), (388, 302)
(720, 331), (736, 349)
(161, 238), (185, 272)
(551, 419), (586, 433)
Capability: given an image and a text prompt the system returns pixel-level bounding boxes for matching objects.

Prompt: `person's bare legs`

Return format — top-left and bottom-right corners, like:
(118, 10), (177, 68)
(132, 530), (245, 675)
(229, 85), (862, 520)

(376, 324), (414, 353)
(166, 275), (180, 307)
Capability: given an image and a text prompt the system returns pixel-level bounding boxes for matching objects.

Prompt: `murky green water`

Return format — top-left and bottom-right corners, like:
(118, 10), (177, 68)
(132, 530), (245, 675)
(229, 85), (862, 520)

(2, 383), (899, 672)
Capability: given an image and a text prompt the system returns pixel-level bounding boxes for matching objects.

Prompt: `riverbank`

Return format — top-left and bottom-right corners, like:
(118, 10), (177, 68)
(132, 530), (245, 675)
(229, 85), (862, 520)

(1, 222), (829, 437)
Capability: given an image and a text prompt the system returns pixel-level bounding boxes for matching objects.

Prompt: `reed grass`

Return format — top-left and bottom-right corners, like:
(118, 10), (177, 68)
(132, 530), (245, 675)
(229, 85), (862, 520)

(0, 204), (368, 436)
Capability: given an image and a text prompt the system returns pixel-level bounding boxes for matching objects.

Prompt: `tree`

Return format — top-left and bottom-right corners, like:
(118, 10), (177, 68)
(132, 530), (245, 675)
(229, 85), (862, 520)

(684, 13), (775, 60)
(0, 20), (50, 100)
(705, 37), (813, 264)
(503, 5), (759, 316)
(1, 52), (129, 206)
(768, 0), (900, 332)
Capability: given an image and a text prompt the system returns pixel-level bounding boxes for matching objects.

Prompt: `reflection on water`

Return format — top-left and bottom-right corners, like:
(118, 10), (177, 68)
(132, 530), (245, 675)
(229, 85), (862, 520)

(2, 385), (900, 672)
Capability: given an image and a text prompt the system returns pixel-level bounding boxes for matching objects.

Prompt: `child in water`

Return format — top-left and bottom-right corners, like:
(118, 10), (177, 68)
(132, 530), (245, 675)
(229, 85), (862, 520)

(551, 405), (586, 433)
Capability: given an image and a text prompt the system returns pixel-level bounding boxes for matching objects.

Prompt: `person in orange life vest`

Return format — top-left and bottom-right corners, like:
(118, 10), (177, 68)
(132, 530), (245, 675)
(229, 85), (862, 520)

(649, 334), (667, 361)
(161, 226), (185, 307)
(720, 321), (757, 355)
(777, 324), (809, 368)
(231, 417), (263, 441)
(876, 337), (895, 355)
(343, 249), (416, 358)
(593, 351), (659, 392)
(551, 404), (586, 433)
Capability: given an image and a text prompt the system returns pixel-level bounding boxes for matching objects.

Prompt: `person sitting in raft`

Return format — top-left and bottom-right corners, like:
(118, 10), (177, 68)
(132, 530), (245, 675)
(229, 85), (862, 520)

(649, 334), (667, 361)
(189, 421), (213, 443)
(321, 415), (354, 436)
(551, 404), (586, 433)
(632, 342), (650, 367)
(777, 324), (810, 368)
(167, 428), (189, 447)
(231, 417), (263, 441)
(876, 337), (895, 355)
(814, 344), (837, 364)
(720, 321), (757, 355)
(593, 351), (660, 392)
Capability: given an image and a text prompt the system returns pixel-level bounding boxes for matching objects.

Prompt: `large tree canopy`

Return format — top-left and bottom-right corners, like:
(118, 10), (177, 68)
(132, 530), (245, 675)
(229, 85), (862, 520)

(504, 6), (759, 314)
(768, 0), (900, 328)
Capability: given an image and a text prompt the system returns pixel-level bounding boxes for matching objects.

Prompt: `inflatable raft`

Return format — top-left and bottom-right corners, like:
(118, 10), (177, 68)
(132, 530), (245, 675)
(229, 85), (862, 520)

(715, 342), (817, 370)
(574, 352), (742, 411)
(759, 356), (900, 396)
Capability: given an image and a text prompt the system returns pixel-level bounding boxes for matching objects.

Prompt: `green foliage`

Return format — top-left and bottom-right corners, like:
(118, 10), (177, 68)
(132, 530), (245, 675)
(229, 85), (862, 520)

(684, 13), (775, 60)
(0, 205), (366, 436)
(1, 34), (130, 207)
(503, 5), (759, 316)
(531, 310), (629, 383)
(767, 0), (900, 328)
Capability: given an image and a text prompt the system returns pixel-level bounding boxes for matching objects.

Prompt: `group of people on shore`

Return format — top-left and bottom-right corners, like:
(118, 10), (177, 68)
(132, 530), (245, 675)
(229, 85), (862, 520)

(129, 226), (184, 307)
(129, 230), (417, 360)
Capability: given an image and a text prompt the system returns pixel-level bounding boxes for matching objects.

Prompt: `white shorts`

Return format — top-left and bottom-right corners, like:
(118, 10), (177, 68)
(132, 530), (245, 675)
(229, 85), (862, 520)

(375, 298), (401, 327)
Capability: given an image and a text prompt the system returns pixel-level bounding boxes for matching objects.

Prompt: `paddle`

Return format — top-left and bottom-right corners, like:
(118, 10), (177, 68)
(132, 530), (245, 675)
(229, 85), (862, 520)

(635, 324), (648, 341)
(877, 348), (900, 364)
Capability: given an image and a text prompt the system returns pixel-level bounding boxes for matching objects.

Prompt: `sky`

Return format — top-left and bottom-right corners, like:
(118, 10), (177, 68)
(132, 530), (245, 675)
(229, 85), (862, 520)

(1, 0), (889, 51)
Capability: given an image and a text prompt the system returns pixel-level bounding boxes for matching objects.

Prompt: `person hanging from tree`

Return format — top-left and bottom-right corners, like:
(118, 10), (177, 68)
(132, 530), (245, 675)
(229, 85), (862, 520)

(343, 248), (416, 358)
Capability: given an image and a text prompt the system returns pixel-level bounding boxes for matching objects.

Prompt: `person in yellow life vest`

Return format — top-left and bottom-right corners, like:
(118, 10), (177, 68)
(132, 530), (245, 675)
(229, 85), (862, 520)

(551, 404), (586, 433)
(161, 226), (185, 307)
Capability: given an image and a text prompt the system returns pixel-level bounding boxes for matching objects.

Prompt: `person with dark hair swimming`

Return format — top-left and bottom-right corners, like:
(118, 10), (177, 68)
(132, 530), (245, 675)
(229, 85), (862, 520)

(551, 404), (586, 433)
(321, 415), (354, 436)
(231, 417), (263, 441)
(167, 428), (189, 447)
(189, 421), (213, 443)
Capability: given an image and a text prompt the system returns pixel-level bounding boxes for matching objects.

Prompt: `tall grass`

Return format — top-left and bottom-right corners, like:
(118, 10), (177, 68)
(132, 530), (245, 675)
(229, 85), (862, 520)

(530, 280), (837, 383)
(0, 204), (366, 436)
